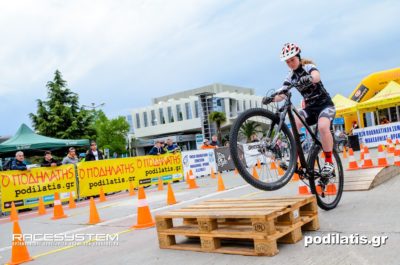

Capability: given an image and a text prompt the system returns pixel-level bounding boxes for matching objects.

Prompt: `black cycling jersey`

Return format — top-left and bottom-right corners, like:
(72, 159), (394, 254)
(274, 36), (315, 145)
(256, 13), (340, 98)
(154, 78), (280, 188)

(282, 64), (333, 107)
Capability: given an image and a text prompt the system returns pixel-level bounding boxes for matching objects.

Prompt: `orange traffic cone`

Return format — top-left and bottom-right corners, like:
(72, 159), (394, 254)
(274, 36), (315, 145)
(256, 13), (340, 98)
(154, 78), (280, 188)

(158, 177), (164, 191)
(361, 146), (375, 168)
(342, 148), (348, 159)
(270, 161), (277, 170)
(187, 170), (199, 189)
(88, 197), (102, 225)
(377, 145), (388, 167)
(347, 148), (359, 170)
(132, 187), (155, 229)
(257, 159), (261, 169)
(252, 167), (259, 179)
(69, 192), (76, 209)
(360, 147), (364, 161)
(10, 202), (19, 221)
(291, 172), (300, 181)
(99, 187), (107, 202)
(325, 183), (337, 196)
(51, 192), (67, 220)
(167, 183), (177, 205)
(129, 182), (136, 196)
(394, 143), (400, 166)
(277, 166), (285, 176)
(387, 138), (395, 153)
(8, 221), (33, 265)
(217, 173), (226, 192)
(320, 152), (325, 159)
(38, 197), (46, 215)
(211, 167), (216, 179)
(298, 181), (311, 195)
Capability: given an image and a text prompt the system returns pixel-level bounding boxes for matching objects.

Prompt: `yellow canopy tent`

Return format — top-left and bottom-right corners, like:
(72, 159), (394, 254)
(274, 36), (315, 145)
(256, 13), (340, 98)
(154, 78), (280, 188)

(332, 94), (360, 133)
(332, 94), (357, 116)
(357, 81), (400, 112)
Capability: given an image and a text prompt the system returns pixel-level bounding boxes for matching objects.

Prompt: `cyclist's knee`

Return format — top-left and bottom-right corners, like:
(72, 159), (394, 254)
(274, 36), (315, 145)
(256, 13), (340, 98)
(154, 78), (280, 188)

(318, 118), (331, 133)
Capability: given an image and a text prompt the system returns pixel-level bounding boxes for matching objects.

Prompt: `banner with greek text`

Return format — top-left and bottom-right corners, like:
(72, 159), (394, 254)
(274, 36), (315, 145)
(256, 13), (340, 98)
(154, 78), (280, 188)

(77, 154), (183, 197)
(181, 150), (217, 177)
(353, 122), (400, 148)
(0, 165), (77, 212)
(135, 153), (183, 186)
(77, 157), (137, 197)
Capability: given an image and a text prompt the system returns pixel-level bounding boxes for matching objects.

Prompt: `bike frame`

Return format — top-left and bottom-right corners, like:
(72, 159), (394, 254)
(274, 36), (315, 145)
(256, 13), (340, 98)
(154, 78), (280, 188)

(271, 91), (322, 177)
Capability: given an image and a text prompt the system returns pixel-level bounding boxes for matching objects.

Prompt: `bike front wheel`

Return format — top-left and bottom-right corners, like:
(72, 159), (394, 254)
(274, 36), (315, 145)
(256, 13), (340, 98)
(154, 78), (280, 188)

(229, 108), (297, 191)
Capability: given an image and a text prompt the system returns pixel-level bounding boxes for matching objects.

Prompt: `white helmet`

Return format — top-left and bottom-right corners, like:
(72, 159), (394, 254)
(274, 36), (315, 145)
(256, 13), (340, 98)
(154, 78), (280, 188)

(280, 43), (301, 61)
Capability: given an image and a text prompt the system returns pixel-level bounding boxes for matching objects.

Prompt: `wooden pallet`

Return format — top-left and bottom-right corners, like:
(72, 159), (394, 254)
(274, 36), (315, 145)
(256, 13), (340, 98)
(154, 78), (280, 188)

(156, 195), (319, 256)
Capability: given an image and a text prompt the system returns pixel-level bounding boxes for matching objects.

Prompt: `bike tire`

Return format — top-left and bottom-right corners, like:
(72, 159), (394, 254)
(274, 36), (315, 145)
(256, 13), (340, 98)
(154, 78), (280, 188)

(229, 108), (297, 191)
(307, 145), (344, 210)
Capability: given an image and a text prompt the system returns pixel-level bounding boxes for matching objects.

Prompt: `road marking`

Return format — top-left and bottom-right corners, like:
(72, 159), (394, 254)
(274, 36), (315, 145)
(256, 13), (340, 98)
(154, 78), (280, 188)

(0, 183), (250, 253)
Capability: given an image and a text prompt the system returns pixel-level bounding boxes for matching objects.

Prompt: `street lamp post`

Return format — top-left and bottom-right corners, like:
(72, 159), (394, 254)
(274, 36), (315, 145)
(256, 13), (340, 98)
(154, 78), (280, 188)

(82, 102), (105, 110)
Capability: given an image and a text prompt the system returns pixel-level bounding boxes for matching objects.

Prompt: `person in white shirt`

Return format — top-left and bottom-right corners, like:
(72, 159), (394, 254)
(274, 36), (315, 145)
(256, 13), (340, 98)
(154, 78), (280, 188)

(85, 141), (104, 161)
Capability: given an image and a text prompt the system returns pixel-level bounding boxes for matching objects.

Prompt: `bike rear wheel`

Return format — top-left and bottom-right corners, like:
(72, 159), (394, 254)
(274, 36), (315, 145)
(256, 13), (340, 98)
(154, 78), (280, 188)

(229, 108), (297, 191)
(307, 145), (344, 210)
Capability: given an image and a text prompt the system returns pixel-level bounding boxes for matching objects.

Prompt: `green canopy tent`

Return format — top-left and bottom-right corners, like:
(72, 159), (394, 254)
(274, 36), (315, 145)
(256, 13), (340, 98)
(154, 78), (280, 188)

(0, 124), (90, 155)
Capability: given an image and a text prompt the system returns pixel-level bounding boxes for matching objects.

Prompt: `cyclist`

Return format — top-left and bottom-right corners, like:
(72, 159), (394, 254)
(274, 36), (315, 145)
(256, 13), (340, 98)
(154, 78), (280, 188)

(263, 43), (336, 177)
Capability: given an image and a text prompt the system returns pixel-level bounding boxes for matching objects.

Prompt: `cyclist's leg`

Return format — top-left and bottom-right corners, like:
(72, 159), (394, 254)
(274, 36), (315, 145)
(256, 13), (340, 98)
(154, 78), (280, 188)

(318, 106), (336, 176)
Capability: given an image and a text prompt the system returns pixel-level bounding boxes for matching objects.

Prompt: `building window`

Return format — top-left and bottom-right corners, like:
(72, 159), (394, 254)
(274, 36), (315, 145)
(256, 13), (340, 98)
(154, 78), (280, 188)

(126, 115), (134, 132)
(237, 100), (240, 111)
(249, 100), (252, 109)
(159, 108), (165, 124)
(243, 100), (246, 110)
(194, 100), (199, 118)
(151, 110), (157, 125)
(143, 112), (148, 127)
(185, 102), (192, 119)
(176, 104), (183, 121)
(135, 113), (141, 128)
(255, 101), (258, 108)
(167, 106), (174, 122)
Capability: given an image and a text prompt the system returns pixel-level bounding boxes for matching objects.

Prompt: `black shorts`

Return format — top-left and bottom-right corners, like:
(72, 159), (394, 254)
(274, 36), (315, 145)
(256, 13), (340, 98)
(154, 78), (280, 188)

(298, 104), (336, 126)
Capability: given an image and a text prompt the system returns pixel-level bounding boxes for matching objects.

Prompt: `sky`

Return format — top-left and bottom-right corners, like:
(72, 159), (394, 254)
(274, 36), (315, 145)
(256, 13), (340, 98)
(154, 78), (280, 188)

(0, 0), (399, 136)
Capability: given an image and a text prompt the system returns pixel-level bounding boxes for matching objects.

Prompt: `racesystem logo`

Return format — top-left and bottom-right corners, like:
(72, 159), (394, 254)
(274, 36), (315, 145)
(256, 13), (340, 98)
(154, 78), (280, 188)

(13, 233), (119, 247)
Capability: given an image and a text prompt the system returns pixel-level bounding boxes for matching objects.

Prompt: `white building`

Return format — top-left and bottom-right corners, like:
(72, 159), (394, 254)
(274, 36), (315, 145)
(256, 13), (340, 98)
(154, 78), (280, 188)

(127, 83), (267, 155)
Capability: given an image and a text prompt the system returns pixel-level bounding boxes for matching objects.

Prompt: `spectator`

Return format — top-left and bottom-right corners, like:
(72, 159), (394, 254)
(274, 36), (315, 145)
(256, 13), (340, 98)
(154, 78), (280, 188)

(62, 147), (79, 165)
(41, 151), (62, 167)
(85, 141), (104, 161)
(149, 141), (166, 155)
(352, 121), (359, 130)
(165, 138), (180, 153)
(11, 151), (28, 170)
(113, 152), (118, 158)
(210, 135), (219, 148)
(200, 139), (216, 150)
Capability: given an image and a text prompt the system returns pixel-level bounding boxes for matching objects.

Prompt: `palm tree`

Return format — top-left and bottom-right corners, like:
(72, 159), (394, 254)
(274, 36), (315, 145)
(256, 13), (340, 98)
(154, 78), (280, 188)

(239, 121), (261, 142)
(208, 111), (227, 144)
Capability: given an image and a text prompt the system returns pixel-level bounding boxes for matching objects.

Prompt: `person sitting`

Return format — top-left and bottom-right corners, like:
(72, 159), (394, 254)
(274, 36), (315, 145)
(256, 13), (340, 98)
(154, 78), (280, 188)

(41, 151), (62, 167)
(11, 151), (28, 170)
(62, 147), (79, 165)
(165, 138), (180, 153)
(200, 139), (216, 150)
(148, 141), (166, 155)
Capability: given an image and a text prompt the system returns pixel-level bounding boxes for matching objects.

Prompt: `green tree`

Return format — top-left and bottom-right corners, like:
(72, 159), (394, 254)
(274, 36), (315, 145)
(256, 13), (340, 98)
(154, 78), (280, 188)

(29, 70), (95, 139)
(94, 111), (130, 154)
(208, 111), (227, 144)
(239, 121), (261, 142)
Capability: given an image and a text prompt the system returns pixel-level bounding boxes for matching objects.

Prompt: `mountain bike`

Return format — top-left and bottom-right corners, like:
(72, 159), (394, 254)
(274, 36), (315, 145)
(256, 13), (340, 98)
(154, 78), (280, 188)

(229, 83), (343, 210)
